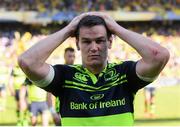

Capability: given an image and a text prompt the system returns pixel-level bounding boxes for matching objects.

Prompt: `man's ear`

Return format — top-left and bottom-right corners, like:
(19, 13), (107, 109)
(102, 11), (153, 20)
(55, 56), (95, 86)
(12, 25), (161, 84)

(108, 35), (113, 49)
(76, 40), (80, 50)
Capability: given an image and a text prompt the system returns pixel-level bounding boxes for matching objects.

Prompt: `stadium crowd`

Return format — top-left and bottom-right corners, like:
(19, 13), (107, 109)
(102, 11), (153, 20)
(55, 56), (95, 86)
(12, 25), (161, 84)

(0, 0), (179, 12)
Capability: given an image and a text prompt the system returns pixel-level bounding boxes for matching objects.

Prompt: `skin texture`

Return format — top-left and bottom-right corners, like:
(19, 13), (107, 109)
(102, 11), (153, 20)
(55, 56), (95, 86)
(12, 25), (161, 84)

(77, 25), (112, 74)
(64, 50), (75, 65)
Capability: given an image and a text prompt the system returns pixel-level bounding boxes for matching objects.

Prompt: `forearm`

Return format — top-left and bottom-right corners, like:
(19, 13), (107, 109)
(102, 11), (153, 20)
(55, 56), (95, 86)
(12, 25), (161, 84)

(115, 25), (169, 63)
(114, 25), (169, 77)
(18, 27), (71, 80)
(47, 93), (53, 107)
(95, 9), (170, 78)
(20, 27), (70, 65)
(18, 12), (87, 81)
(94, 12), (169, 63)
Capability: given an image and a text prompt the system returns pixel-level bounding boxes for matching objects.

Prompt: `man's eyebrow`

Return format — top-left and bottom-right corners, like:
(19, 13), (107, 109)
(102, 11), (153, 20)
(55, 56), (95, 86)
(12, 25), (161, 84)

(96, 37), (106, 40)
(81, 36), (106, 40)
(81, 37), (90, 40)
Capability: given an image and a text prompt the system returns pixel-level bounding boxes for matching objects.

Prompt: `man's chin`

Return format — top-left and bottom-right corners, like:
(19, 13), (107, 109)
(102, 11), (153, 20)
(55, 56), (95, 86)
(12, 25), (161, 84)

(89, 62), (103, 67)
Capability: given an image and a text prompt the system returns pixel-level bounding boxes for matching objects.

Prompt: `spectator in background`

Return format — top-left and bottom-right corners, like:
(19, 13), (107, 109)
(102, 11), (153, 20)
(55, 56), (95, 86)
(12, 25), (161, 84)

(48, 47), (75, 126)
(64, 47), (75, 65)
(144, 82), (156, 118)
(0, 0), (179, 12)
(11, 65), (26, 125)
(21, 78), (49, 126)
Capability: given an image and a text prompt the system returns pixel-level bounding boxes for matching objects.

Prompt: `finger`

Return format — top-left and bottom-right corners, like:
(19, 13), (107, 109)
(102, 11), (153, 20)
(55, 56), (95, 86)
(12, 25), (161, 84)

(87, 12), (107, 19)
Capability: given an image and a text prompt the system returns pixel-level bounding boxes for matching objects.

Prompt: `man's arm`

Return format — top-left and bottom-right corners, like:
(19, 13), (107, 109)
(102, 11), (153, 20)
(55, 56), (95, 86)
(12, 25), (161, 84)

(18, 13), (88, 83)
(92, 12), (170, 80)
(115, 26), (170, 80)
(19, 85), (27, 111)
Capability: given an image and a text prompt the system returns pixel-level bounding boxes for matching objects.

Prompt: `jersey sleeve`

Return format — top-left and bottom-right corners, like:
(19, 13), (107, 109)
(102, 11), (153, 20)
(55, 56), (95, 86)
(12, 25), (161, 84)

(42, 64), (66, 97)
(32, 65), (55, 87)
(120, 61), (152, 93)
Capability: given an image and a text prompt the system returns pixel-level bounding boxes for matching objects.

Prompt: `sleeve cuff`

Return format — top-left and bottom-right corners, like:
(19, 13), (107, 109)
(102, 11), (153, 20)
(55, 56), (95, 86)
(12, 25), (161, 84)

(32, 65), (55, 87)
(136, 72), (158, 82)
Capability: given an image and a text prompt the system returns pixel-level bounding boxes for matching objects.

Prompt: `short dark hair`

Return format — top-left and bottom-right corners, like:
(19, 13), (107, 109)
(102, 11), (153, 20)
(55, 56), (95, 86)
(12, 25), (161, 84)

(75, 15), (112, 39)
(65, 47), (75, 53)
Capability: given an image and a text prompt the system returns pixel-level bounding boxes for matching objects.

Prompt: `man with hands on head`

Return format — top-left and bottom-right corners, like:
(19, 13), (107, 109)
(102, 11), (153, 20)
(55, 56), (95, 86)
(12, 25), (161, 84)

(18, 12), (169, 126)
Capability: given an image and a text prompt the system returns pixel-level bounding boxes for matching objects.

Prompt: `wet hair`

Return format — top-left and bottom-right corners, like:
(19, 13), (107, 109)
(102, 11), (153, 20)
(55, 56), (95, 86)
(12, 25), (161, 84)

(75, 15), (112, 39)
(65, 47), (75, 53)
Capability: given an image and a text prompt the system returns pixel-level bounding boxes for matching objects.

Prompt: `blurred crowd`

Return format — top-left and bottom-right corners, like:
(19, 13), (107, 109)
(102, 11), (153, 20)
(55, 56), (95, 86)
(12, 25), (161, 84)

(0, 0), (179, 13)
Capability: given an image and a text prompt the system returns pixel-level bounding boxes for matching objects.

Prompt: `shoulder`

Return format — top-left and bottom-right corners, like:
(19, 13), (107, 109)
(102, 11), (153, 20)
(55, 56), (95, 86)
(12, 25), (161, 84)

(108, 61), (137, 69)
(53, 64), (83, 71)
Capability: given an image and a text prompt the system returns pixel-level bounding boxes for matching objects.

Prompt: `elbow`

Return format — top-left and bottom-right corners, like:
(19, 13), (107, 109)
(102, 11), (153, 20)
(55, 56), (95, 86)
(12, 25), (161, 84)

(159, 48), (170, 64)
(18, 54), (31, 71)
(162, 48), (170, 63)
(153, 47), (170, 66)
(18, 53), (44, 76)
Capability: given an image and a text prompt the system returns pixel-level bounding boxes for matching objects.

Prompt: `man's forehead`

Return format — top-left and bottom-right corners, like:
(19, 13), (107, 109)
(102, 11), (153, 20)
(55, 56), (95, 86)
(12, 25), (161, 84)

(79, 25), (106, 33)
(80, 27), (107, 38)
(81, 36), (106, 40)
(65, 51), (75, 55)
(65, 50), (74, 53)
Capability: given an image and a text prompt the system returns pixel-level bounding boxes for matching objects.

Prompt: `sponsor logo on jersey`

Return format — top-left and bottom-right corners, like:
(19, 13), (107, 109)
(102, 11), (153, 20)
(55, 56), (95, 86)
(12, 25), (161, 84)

(73, 72), (89, 83)
(90, 94), (104, 101)
(104, 68), (119, 81)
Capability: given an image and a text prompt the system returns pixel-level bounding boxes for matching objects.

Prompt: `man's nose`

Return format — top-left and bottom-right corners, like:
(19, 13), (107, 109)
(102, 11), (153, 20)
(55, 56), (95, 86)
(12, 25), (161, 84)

(90, 41), (98, 52)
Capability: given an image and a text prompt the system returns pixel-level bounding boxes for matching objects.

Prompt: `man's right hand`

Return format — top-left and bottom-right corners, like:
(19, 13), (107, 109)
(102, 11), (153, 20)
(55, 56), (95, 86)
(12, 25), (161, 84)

(82, 12), (120, 35)
(66, 12), (89, 37)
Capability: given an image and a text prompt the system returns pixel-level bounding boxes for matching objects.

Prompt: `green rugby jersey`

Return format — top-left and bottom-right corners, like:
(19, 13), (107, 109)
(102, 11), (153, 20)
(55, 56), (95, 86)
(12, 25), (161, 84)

(43, 61), (151, 126)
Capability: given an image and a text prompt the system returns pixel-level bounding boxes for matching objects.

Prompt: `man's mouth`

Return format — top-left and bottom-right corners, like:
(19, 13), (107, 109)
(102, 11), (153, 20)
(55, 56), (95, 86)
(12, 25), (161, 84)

(88, 55), (100, 58)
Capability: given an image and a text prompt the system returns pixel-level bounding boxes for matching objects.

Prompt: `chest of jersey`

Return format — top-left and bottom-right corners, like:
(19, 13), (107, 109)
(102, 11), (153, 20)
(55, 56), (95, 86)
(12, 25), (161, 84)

(48, 62), (150, 126)
(60, 66), (134, 117)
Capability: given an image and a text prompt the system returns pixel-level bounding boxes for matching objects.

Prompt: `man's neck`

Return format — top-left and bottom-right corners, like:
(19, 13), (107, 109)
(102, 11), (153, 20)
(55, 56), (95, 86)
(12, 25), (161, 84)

(83, 63), (107, 74)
